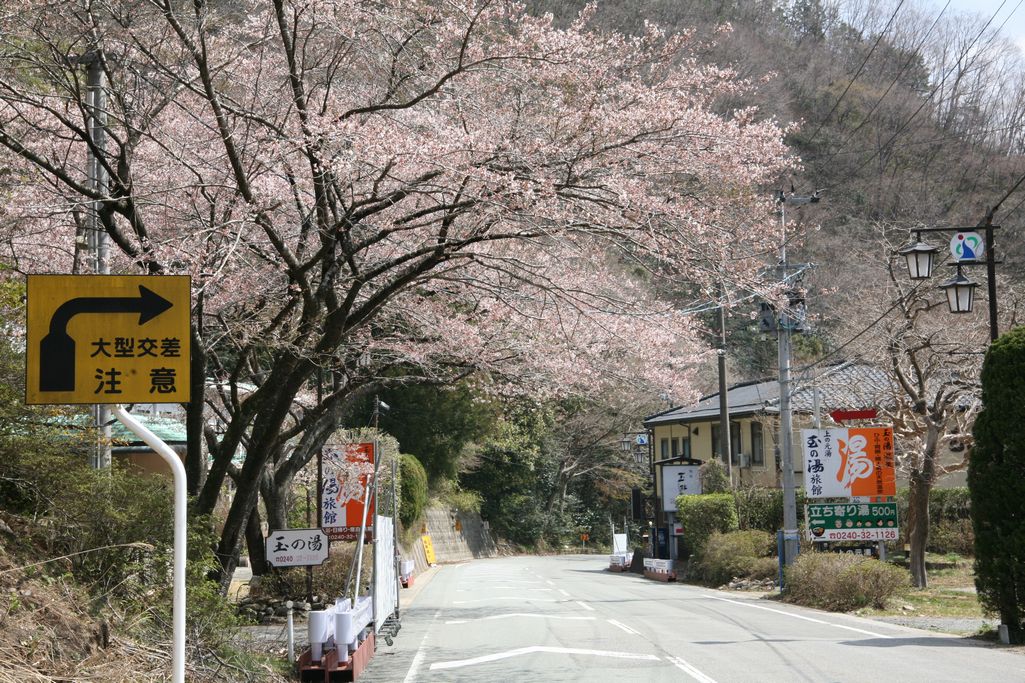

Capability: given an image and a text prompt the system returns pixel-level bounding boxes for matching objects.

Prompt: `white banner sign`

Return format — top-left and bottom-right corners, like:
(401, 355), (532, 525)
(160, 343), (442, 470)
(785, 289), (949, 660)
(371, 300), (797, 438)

(662, 465), (702, 511)
(265, 528), (329, 567)
(373, 514), (397, 632)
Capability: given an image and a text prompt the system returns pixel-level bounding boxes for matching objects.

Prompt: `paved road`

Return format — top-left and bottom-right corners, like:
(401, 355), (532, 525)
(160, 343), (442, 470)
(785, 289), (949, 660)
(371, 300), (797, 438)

(362, 555), (1025, 682)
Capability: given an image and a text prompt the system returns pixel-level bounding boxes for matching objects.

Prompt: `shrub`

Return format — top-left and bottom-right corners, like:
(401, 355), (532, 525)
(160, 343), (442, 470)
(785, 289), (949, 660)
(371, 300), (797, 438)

(700, 459), (731, 493)
(783, 553), (909, 611)
(692, 530), (775, 585)
(894, 486), (972, 550)
(734, 487), (783, 531)
(676, 493), (738, 558)
(927, 518), (975, 556)
(400, 454), (429, 528)
(970, 325), (1025, 642)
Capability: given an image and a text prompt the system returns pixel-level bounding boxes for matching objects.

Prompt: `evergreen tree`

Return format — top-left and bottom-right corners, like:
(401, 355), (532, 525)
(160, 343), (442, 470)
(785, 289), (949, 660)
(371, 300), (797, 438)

(969, 326), (1025, 644)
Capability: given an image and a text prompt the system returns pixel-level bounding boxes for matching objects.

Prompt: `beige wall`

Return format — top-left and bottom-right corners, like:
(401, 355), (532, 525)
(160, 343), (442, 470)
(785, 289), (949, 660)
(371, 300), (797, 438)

(114, 448), (187, 477)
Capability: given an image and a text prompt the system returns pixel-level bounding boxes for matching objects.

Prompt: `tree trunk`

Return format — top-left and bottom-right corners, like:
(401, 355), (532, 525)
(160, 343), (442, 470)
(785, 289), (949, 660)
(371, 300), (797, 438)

(907, 470), (931, 588)
(263, 471), (290, 534)
(185, 314), (207, 497)
(244, 503), (270, 577)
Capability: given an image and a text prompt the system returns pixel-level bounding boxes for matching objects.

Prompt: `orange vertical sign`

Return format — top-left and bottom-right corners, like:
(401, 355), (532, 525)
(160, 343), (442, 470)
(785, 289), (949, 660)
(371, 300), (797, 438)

(804, 427), (896, 498)
(321, 442), (375, 542)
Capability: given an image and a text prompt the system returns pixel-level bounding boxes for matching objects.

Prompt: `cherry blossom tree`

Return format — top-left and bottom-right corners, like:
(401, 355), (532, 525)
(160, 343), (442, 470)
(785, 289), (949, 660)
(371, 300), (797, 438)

(0, 0), (792, 580)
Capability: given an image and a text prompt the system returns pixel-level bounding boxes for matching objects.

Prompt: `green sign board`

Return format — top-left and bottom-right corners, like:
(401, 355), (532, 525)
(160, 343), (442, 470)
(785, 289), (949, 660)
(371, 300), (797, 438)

(806, 501), (899, 542)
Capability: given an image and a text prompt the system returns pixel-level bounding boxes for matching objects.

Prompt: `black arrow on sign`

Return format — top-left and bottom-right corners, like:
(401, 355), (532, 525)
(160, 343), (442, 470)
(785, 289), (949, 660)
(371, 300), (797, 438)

(39, 285), (174, 392)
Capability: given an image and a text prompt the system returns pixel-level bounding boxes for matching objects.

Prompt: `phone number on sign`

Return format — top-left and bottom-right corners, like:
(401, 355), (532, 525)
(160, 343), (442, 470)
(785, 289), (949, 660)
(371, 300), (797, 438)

(820, 529), (898, 541)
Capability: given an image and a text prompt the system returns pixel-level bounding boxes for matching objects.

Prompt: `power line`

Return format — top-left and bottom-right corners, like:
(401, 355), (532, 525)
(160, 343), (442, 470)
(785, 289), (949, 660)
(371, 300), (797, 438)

(818, 0), (1013, 192)
(807, 1), (950, 168)
(803, 0), (908, 147)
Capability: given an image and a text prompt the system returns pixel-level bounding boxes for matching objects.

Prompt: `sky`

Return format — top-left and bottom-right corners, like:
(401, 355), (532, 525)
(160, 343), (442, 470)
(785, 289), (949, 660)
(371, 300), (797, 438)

(944, 0), (1025, 50)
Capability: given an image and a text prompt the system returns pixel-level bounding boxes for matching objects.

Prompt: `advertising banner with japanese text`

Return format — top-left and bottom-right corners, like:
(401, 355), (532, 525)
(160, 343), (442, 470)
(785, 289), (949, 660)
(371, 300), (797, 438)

(321, 442), (375, 542)
(802, 427), (895, 499)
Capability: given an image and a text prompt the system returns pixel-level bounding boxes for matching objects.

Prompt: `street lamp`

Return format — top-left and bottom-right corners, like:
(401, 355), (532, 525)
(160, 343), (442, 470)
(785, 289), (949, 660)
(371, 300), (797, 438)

(620, 433), (648, 465)
(939, 268), (978, 313)
(895, 225), (999, 340)
(898, 238), (938, 280)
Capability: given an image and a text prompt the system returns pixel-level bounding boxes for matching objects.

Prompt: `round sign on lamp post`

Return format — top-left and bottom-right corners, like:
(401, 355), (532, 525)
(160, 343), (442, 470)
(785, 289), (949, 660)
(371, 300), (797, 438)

(950, 231), (985, 261)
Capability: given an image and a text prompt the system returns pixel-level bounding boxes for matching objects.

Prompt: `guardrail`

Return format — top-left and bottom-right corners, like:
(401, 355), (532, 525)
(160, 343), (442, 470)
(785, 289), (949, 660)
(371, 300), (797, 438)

(400, 559), (415, 587)
(642, 557), (676, 582)
(608, 553), (633, 572)
(299, 595), (375, 680)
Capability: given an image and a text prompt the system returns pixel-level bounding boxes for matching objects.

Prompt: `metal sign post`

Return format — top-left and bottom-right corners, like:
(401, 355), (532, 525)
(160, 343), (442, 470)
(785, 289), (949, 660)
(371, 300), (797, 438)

(112, 406), (186, 683)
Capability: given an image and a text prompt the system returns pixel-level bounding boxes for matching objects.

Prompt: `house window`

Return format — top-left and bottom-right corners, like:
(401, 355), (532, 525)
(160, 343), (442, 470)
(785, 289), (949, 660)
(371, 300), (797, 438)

(671, 438), (680, 457)
(712, 422), (742, 464)
(731, 422), (742, 465)
(751, 422), (764, 466)
(661, 438), (670, 459)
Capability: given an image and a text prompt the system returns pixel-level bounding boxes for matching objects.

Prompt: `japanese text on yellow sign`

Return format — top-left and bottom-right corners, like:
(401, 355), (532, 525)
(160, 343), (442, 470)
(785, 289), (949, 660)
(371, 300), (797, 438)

(26, 275), (191, 404)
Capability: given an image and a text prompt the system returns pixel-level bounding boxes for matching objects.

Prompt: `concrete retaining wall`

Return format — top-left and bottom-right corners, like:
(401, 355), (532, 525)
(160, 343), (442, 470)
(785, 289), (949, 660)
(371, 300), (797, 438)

(397, 507), (496, 576)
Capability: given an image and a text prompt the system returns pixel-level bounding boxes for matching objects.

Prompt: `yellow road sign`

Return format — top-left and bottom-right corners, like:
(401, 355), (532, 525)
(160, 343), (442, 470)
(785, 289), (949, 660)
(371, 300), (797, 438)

(26, 275), (191, 405)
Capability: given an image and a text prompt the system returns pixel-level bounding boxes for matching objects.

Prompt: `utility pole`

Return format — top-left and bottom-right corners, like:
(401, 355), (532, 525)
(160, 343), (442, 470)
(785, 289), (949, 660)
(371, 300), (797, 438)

(777, 190), (813, 567)
(83, 51), (111, 469)
(717, 296), (733, 487)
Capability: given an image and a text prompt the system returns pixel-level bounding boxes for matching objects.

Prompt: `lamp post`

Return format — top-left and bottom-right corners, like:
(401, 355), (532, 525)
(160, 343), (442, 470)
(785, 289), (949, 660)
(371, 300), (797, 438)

(897, 225), (999, 341)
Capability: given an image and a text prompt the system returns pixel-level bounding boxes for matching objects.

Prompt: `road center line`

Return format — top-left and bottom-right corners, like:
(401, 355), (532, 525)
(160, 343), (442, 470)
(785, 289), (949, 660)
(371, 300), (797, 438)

(667, 655), (719, 683)
(446, 613), (597, 624)
(575, 600), (595, 611)
(429, 646), (660, 671)
(708, 597), (891, 638)
(606, 618), (641, 636)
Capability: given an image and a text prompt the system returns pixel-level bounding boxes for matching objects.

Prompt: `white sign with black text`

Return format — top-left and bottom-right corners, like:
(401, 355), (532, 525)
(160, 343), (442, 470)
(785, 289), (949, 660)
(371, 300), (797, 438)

(661, 464), (702, 511)
(265, 528), (330, 567)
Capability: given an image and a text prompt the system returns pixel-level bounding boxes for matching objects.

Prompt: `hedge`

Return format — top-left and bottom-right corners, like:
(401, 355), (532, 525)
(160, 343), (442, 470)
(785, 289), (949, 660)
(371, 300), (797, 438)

(675, 493), (738, 558)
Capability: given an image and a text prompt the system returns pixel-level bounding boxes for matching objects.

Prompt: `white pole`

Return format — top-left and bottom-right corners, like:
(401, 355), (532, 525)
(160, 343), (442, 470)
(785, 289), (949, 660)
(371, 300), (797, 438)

(111, 405), (186, 683)
(352, 478), (373, 603)
(286, 601), (295, 664)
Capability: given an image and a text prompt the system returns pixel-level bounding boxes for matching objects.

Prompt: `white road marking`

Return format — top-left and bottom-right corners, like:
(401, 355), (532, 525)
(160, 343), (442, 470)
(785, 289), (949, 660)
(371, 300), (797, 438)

(558, 588), (571, 597)
(446, 613), (597, 624)
(606, 618), (641, 636)
(575, 600), (595, 612)
(667, 655), (719, 683)
(429, 646), (660, 670)
(708, 597), (891, 638)
(453, 597), (559, 604)
(402, 609), (441, 683)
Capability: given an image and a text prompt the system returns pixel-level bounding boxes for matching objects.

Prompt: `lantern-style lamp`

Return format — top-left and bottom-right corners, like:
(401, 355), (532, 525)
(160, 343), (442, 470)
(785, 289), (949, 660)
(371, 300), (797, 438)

(939, 269), (977, 314)
(899, 240), (938, 280)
